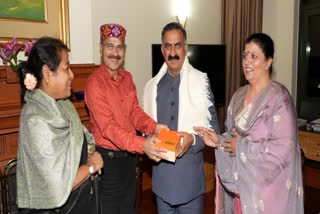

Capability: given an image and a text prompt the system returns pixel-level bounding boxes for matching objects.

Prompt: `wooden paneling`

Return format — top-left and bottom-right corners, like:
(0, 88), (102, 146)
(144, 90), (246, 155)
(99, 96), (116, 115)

(0, 133), (18, 172)
(0, 64), (98, 172)
(299, 130), (320, 188)
(70, 64), (99, 92)
(299, 129), (320, 213)
(300, 130), (320, 161)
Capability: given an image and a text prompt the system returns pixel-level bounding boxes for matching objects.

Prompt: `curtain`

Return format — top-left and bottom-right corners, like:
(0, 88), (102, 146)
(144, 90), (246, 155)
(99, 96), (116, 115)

(222, 0), (263, 107)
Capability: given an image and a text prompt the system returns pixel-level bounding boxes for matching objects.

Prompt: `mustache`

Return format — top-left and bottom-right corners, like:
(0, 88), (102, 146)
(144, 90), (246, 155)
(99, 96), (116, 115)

(108, 55), (121, 60)
(168, 55), (180, 61)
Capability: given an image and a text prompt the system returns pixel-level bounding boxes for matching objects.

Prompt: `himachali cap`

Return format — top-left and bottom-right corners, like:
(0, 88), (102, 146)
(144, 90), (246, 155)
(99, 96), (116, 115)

(100, 23), (126, 42)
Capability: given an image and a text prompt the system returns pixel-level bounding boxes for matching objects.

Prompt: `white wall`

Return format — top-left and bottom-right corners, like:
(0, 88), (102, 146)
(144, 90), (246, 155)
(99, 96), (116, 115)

(68, 0), (301, 100)
(68, 0), (94, 63)
(262, 0), (300, 101)
(1, 1), (301, 101)
(69, 0), (221, 99)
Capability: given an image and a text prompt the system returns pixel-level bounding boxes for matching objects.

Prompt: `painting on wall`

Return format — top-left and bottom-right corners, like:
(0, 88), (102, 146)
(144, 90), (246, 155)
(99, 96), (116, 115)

(0, 0), (70, 48)
(0, 0), (46, 22)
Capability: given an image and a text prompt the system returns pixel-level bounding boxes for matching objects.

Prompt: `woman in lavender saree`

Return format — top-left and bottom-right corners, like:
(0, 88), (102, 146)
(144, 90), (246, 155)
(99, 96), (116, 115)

(194, 33), (304, 214)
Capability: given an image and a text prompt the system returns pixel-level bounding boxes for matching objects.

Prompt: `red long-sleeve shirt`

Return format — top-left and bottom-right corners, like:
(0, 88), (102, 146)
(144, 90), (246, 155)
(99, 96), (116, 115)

(85, 65), (156, 153)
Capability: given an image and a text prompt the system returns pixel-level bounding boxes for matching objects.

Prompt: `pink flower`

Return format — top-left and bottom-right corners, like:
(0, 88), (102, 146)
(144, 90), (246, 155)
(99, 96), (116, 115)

(24, 73), (37, 90)
(0, 37), (21, 72)
(0, 48), (13, 64)
(5, 37), (21, 55)
(0, 37), (36, 74)
(1, 38), (20, 62)
(24, 40), (37, 56)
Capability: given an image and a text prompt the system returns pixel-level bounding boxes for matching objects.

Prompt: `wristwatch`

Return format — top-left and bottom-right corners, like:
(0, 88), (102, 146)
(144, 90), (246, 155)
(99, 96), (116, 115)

(88, 165), (94, 174)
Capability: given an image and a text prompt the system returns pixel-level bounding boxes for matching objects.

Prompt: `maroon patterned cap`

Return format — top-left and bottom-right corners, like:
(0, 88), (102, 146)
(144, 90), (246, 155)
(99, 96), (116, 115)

(100, 23), (126, 42)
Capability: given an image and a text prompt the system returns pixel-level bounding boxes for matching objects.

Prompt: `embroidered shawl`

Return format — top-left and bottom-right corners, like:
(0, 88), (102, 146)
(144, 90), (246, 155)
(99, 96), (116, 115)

(215, 81), (304, 214)
(143, 57), (213, 132)
(17, 89), (94, 209)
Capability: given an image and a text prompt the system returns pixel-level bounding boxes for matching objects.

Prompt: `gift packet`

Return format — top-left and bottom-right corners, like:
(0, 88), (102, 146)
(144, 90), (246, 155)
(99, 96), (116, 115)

(155, 129), (181, 162)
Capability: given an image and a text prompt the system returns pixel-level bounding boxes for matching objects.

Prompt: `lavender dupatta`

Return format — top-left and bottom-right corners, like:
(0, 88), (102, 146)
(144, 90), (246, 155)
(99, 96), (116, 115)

(215, 81), (304, 214)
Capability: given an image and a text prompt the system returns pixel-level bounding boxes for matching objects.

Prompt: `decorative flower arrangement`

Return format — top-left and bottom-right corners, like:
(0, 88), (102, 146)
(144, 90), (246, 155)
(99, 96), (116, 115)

(0, 37), (36, 73)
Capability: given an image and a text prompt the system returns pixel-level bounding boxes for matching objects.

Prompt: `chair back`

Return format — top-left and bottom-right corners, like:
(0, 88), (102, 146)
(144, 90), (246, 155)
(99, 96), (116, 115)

(5, 158), (18, 214)
(0, 170), (7, 213)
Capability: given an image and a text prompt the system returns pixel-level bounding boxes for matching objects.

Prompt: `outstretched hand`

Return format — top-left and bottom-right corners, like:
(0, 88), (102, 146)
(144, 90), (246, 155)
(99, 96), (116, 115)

(143, 134), (168, 162)
(193, 126), (219, 148)
(221, 129), (240, 156)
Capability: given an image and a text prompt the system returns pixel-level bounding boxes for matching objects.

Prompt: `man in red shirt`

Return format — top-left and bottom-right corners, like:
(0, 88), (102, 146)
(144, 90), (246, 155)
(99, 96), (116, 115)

(85, 23), (167, 213)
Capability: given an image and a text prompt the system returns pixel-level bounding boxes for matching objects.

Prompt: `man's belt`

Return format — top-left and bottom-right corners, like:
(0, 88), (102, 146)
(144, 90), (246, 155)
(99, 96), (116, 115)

(96, 146), (135, 159)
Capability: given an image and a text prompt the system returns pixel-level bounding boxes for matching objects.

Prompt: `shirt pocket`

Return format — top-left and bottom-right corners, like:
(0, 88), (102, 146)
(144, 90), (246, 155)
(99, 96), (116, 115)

(124, 91), (136, 113)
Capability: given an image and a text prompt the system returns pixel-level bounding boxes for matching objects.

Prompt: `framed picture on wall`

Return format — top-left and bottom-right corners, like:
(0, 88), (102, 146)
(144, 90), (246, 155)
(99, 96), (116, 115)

(0, 0), (70, 48)
(0, 0), (47, 22)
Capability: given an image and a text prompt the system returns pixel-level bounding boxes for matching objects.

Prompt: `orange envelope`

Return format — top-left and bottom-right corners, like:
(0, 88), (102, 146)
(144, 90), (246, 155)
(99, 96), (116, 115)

(155, 129), (181, 162)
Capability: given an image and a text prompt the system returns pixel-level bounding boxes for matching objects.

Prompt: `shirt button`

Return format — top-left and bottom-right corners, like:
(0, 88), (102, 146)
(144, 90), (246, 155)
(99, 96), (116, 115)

(170, 116), (175, 120)
(171, 101), (175, 106)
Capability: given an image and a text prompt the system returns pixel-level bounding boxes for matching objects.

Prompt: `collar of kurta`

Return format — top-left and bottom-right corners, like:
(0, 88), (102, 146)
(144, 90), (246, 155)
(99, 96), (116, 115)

(100, 64), (126, 81)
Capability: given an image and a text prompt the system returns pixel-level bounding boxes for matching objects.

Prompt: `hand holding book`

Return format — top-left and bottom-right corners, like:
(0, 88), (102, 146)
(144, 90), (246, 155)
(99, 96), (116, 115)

(154, 129), (182, 162)
(143, 134), (168, 162)
(176, 131), (194, 158)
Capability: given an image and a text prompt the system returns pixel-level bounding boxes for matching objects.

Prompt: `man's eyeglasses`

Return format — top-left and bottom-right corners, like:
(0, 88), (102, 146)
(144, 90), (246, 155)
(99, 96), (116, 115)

(102, 43), (124, 51)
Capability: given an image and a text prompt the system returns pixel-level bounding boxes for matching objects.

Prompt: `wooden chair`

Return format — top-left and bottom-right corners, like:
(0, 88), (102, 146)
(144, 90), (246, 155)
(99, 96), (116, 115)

(0, 169), (8, 214)
(5, 158), (18, 214)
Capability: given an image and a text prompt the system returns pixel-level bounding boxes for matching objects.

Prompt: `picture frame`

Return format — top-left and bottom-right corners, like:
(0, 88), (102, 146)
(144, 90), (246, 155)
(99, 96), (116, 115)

(0, 0), (70, 48)
(0, 0), (47, 22)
